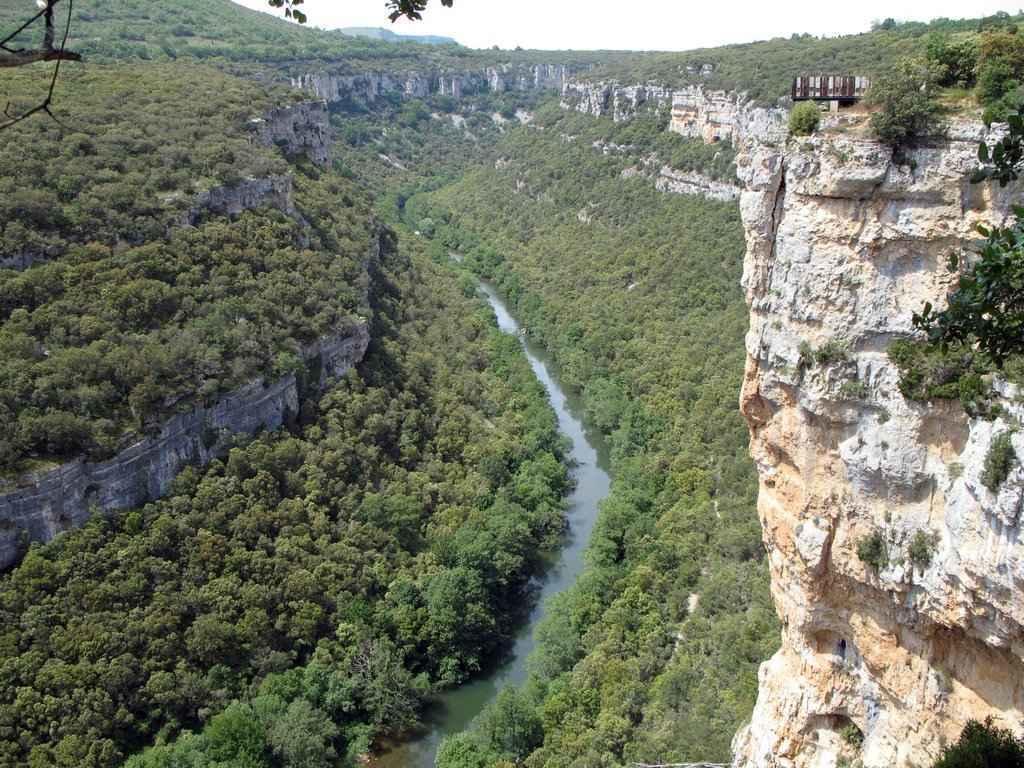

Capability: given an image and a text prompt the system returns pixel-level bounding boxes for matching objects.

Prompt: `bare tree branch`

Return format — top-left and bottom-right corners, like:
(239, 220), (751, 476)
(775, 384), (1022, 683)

(0, 48), (81, 68)
(0, 0), (77, 131)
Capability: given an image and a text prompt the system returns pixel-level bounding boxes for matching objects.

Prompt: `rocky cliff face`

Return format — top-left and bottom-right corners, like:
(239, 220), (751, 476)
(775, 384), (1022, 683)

(732, 117), (1024, 767)
(0, 226), (390, 570)
(562, 80), (785, 145)
(180, 173), (296, 227)
(292, 63), (579, 107)
(249, 100), (331, 167)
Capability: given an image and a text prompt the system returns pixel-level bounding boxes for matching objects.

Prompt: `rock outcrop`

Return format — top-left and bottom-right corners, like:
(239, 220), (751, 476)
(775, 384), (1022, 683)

(249, 100), (331, 167)
(732, 117), (1024, 767)
(0, 226), (391, 570)
(180, 174), (295, 227)
(652, 165), (740, 201)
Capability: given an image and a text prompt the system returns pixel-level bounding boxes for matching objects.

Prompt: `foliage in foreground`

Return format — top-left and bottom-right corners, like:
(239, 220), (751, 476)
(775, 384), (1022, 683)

(932, 719), (1024, 768)
(0, 240), (568, 768)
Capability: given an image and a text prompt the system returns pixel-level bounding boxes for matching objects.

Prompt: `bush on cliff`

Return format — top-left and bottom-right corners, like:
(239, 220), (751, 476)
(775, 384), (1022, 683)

(933, 719), (1024, 768)
(868, 57), (944, 146)
(789, 101), (821, 136)
(856, 532), (888, 572)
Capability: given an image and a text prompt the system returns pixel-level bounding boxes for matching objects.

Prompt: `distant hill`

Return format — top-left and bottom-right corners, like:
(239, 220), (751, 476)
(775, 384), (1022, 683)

(340, 26), (458, 46)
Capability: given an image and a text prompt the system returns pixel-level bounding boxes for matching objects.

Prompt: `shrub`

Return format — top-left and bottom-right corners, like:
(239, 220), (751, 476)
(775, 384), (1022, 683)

(868, 57), (944, 146)
(839, 380), (869, 400)
(841, 722), (865, 748)
(925, 33), (980, 88)
(981, 431), (1017, 492)
(789, 102), (821, 136)
(908, 529), (939, 569)
(914, 221), (1024, 367)
(977, 31), (1024, 110)
(856, 531), (888, 571)
(798, 340), (851, 376)
(887, 339), (994, 418)
(932, 718), (1024, 768)
(815, 340), (851, 366)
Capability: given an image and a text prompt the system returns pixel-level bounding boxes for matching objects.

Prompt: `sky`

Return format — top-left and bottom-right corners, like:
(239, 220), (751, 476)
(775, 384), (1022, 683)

(230, 0), (1024, 51)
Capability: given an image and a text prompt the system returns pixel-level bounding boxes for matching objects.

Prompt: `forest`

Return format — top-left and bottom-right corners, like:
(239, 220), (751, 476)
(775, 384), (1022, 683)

(3, 3), (1021, 768)
(584, 11), (1024, 103)
(395, 101), (777, 766)
(0, 64), (372, 476)
(0, 229), (568, 768)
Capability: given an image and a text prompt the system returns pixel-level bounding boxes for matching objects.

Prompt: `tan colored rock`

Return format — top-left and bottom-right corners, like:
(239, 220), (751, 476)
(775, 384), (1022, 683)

(733, 117), (1024, 768)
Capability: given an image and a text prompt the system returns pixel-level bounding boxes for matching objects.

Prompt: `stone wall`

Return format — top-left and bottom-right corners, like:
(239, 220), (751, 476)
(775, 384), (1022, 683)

(731, 117), (1024, 767)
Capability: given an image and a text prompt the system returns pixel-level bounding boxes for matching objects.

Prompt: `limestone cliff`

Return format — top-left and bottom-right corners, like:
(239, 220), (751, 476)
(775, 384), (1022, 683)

(732, 116), (1024, 767)
(292, 63), (579, 107)
(561, 80), (785, 145)
(248, 100), (331, 167)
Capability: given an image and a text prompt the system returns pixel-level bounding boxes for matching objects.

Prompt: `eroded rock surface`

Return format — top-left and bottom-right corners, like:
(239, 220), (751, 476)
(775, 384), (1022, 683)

(732, 118), (1024, 768)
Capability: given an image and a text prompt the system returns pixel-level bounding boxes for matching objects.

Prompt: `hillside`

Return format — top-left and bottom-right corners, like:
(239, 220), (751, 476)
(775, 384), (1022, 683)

(582, 12), (1022, 103)
(340, 27), (458, 46)
(0, 0), (629, 73)
(1, 3), (1022, 768)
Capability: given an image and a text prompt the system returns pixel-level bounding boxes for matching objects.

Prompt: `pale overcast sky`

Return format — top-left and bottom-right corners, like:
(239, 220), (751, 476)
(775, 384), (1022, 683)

(231, 0), (1023, 50)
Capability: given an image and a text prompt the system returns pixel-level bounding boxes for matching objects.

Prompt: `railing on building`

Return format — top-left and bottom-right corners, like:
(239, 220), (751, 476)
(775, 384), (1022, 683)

(792, 74), (870, 103)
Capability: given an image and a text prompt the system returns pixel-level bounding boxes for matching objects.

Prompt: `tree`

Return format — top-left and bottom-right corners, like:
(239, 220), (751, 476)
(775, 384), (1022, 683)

(267, 0), (454, 24)
(932, 719), (1024, 768)
(867, 57), (944, 146)
(0, 0), (79, 129)
(914, 107), (1024, 364)
(788, 102), (821, 136)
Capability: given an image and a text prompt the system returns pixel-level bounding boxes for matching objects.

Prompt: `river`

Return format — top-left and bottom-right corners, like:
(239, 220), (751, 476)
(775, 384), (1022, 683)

(372, 281), (612, 768)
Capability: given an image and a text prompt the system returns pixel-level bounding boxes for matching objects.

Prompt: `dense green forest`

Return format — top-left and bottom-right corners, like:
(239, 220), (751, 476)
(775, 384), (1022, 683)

(0, 65), (376, 476)
(392, 101), (776, 766)
(0, 230), (568, 768)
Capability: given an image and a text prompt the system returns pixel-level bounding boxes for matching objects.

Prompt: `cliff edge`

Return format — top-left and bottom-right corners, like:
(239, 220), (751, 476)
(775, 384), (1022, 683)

(733, 117), (1023, 767)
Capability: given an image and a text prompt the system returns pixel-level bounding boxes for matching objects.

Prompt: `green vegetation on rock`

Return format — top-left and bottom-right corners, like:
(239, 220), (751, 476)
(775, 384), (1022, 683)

(932, 719), (1024, 768)
(982, 431), (1017, 492)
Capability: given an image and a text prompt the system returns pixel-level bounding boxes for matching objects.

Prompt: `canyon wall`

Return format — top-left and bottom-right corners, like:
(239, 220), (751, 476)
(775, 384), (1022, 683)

(249, 99), (331, 167)
(732, 116), (1024, 767)
(0, 323), (369, 570)
(561, 80), (785, 145)
(292, 63), (579, 107)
